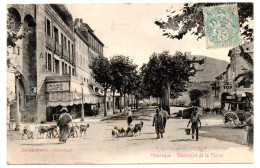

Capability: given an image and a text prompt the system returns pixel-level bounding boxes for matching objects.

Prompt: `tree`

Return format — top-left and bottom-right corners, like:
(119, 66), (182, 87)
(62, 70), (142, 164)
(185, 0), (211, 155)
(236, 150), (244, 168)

(110, 55), (138, 112)
(141, 51), (205, 114)
(155, 3), (253, 42)
(89, 55), (112, 116)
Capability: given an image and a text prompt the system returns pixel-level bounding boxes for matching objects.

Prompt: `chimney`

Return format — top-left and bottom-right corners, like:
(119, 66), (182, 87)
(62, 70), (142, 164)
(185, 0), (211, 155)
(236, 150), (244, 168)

(75, 18), (81, 27)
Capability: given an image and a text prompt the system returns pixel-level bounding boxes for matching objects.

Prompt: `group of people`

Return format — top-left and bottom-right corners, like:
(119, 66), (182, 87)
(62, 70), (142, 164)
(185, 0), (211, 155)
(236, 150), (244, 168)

(152, 106), (201, 140)
(152, 107), (170, 139)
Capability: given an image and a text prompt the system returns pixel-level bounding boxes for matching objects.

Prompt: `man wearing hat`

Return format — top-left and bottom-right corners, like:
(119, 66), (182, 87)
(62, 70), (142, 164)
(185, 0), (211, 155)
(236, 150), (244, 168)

(57, 107), (72, 143)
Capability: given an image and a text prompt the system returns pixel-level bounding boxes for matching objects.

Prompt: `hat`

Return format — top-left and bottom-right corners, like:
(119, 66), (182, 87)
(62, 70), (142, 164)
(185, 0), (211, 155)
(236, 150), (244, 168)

(60, 107), (68, 113)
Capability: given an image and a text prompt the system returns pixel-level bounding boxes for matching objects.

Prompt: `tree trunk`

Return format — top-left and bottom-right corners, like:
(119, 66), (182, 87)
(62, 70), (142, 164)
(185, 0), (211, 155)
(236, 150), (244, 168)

(104, 88), (107, 116)
(112, 90), (115, 114)
(130, 94), (133, 109)
(135, 98), (139, 109)
(124, 93), (127, 112)
(164, 83), (171, 115)
(119, 92), (122, 113)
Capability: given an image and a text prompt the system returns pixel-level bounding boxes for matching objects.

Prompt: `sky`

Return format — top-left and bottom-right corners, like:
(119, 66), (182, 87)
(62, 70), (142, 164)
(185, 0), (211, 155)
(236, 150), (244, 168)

(66, 3), (232, 67)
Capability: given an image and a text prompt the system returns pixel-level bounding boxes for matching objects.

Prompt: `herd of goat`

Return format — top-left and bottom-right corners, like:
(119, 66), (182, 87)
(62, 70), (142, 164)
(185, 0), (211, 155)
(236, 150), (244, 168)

(112, 121), (144, 137)
(21, 121), (144, 140)
(21, 123), (90, 140)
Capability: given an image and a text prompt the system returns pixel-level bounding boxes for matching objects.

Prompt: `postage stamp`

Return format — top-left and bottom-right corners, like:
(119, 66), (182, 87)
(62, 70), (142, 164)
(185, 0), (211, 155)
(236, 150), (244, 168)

(203, 4), (241, 49)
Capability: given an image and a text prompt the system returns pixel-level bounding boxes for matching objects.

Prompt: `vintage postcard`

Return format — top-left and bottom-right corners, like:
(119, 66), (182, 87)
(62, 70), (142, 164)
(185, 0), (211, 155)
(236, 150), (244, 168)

(6, 2), (254, 164)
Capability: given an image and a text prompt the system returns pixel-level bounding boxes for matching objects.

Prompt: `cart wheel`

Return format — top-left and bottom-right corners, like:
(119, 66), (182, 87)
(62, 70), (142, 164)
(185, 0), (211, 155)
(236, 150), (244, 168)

(224, 112), (240, 127)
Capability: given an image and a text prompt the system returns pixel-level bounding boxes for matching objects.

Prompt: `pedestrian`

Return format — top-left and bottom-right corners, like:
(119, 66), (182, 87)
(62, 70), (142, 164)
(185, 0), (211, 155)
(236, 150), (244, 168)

(160, 106), (170, 130)
(152, 109), (164, 139)
(187, 108), (201, 141)
(57, 107), (72, 143)
(246, 113), (254, 149)
(127, 107), (133, 126)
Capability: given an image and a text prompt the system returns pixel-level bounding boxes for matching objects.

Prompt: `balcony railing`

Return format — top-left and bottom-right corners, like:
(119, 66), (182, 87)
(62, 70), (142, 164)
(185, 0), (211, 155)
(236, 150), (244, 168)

(55, 42), (62, 55)
(46, 35), (55, 49)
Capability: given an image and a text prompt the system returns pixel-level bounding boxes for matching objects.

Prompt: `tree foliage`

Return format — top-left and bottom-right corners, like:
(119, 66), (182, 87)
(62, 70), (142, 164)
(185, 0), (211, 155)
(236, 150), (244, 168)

(89, 55), (112, 89)
(235, 70), (253, 88)
(141, 51), (205, 99)
(110, 55), (138, 94)
(155, 3), (253, 42)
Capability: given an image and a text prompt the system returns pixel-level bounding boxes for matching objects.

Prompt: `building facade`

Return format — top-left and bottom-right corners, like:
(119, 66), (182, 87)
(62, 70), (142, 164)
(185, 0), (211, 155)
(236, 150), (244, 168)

(7, 4), (110, 124)
(213, 42), (253, 112)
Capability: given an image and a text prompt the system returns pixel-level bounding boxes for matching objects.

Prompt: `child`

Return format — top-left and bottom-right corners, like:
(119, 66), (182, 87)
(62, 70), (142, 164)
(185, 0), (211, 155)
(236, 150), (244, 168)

(187, 108), (201, 141)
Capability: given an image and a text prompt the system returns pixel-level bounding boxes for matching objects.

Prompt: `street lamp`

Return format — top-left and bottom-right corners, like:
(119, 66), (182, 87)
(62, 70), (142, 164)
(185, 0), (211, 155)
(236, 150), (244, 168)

(81, 82), (84, 121)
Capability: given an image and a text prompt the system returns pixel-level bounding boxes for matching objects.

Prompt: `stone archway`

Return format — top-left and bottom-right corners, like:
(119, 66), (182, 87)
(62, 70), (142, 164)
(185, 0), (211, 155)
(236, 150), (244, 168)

(7, 7), (21, 33)
(23, 14), (37, 93)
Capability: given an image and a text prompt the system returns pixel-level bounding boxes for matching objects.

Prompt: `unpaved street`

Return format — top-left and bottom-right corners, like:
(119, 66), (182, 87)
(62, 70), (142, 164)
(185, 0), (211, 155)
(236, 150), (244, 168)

(7, 107), (253, 164)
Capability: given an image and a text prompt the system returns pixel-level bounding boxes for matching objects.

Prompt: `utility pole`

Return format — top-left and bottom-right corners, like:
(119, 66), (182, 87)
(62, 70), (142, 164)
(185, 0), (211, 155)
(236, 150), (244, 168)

(81, 83), (84, 121)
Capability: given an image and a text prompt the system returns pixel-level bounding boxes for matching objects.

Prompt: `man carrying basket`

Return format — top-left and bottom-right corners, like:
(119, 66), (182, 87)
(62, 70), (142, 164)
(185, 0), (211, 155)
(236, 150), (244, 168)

(187, 107), (201, 141)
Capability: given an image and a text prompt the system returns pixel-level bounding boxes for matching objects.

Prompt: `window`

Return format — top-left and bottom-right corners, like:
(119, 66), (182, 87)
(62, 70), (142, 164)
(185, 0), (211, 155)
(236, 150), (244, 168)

(64, 36), (67, 49)
(61, 33), (64, 47)
(45, 52), (48, 70)
(54, 26), (59, 43)
(48, 53), (52, 72)
(46, 18), (51, 36)
(68, 40), (71, 57)
(69, 66), (71, 75)
(72, 68), (75, 76)
(62, 62), (65, 75)
(65, 64), (68, 74)
(55, 59), (59, 74)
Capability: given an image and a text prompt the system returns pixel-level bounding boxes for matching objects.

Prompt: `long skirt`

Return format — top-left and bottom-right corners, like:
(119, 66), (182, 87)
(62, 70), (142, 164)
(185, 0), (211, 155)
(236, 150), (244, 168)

(59, 124), (70, 142)
(127, 116), (133, 126)
(247, 126), (254, 148)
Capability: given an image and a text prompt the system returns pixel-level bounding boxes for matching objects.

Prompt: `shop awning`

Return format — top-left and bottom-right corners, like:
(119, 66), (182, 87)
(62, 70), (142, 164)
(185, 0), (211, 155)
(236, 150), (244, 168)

(47, 92), (98, 107)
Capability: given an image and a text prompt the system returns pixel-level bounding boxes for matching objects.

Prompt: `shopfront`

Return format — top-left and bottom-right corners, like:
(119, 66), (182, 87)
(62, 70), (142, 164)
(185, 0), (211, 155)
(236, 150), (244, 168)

(45, 76), (95, 121)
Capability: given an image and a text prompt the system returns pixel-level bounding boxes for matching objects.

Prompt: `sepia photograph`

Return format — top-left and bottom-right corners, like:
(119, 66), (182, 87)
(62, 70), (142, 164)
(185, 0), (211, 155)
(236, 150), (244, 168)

(6, 2), (254, 164)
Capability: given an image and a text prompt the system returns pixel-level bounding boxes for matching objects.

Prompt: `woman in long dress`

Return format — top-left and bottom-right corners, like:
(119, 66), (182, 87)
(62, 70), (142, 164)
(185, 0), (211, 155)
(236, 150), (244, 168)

(57, 107), (72, 143)
(127, 108), (133, 126)
(152, 109), (164, 138)
(246, 114), (254, 149)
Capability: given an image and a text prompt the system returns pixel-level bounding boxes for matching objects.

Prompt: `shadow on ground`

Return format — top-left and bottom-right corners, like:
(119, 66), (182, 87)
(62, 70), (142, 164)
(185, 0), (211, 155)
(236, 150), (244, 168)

(200, 124), (247, 145)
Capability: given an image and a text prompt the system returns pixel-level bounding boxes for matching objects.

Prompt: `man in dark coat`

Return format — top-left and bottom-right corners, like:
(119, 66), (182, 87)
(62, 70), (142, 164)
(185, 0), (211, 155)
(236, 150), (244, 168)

(57, 107), (72, 143)
(160, 107), (169, 129)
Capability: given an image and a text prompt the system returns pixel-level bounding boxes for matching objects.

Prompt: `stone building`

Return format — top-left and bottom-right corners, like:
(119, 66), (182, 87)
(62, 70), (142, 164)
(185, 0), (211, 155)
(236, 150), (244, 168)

(213, 42), (253, 112)
(7, 4), (90, 124)
(73, 18), (107, 115)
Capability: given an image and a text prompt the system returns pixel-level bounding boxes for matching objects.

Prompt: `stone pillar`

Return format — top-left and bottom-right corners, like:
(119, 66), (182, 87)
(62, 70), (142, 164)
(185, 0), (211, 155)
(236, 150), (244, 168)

(15, 77), (21, 131)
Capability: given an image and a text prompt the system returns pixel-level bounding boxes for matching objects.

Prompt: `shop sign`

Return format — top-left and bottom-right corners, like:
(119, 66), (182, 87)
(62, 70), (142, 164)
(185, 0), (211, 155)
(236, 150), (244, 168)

(47, 82), (69, 92)
(224, 85), (232, 89)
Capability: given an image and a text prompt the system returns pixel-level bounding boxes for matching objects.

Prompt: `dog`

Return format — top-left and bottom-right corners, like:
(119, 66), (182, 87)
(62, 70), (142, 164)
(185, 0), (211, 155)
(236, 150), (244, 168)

(22, 125), (35, 140)
(47, 125), (59, 139)
(112, 129), (120, 137)
(80, 124), (90, 137)
(126, 126), (135, 137)
(134, 121), (144, 135)
(70, 123), (79, 138)
(37, 125), (50, 138)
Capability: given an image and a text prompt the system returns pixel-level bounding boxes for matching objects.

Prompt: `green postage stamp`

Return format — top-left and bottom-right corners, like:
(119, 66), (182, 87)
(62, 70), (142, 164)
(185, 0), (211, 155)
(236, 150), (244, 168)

(203, 4), (241, 49)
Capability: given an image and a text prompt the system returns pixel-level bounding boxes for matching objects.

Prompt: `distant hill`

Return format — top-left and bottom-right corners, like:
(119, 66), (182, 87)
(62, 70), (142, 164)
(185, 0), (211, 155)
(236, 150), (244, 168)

(188, 55), (229, 82)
